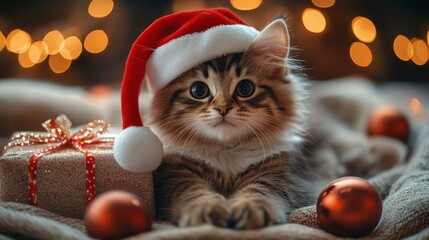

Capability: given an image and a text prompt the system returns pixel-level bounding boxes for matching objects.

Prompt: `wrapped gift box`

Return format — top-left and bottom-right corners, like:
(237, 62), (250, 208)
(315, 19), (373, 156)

(0, 130), (154, 219)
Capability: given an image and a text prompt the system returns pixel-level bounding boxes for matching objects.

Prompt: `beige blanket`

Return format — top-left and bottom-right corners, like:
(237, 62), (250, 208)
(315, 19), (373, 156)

(0, 78), (428, 239)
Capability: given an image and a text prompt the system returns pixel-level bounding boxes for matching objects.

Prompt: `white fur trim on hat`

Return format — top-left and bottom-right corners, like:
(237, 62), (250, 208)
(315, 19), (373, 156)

(113, 126), (163, 172)
(145, 24), (259, 93)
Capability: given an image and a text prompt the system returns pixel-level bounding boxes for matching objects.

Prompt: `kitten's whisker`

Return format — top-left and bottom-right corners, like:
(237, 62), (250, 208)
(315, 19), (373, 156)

(181, 123), (203, 154)
(250, 123), (279, 160)
(154, 112), (198, 130)
(170, 122), (199, 149)
(153, 120), (193, 141)
(154, 112), (190, 124)
(252, 120), (281, 153)
(244, 122), (266, 155)
(248, 115), (285, 133)
(246, 119), (284, 171)
(241, 113), (286, 139)
(155, 115), (199, 148)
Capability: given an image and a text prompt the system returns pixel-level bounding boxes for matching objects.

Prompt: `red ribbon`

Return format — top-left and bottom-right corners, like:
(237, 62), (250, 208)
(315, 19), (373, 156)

(2, 114), (113, 207)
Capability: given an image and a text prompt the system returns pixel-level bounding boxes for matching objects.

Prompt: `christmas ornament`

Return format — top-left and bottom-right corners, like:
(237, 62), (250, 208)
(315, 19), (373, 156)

(85, 190), (152, 240)
(317, 177), (382, 238)
(114, 8), (261, 172)
(367, 105), (410, 143)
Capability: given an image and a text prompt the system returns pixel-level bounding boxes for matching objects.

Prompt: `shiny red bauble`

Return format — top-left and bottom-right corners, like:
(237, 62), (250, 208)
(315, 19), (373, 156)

(317, 177), (382, 238)
(85, 191), (152, 240)
(367, 105), (410, 143)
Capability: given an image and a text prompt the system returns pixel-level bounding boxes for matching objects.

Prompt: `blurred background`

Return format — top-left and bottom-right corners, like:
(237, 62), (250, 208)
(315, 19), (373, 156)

(0, 0), (428, 141)
(0, 0), (428, 86)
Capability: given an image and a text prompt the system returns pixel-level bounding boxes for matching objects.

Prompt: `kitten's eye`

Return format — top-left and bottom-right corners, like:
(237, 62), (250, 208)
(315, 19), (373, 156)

(235, 80), (255, 98)
(190, 81), (210, 99)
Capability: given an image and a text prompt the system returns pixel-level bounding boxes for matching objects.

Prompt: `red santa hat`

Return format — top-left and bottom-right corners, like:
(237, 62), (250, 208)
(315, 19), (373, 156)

(113, 8), (259, 172)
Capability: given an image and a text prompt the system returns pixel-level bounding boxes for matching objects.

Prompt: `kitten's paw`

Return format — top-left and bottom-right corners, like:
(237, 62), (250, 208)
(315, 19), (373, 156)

(177, 196), (229, 228)
(229, 197), (286, 230)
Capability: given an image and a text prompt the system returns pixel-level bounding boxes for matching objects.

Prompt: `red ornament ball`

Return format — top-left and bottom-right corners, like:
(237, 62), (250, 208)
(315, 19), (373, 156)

(85, 191), (152, 240)
(317, 177), (382, 238)
(367, 105), (410, 143)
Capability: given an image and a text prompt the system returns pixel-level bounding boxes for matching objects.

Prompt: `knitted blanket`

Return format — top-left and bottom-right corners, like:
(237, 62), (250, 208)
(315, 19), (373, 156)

(0, 78), (428, 239)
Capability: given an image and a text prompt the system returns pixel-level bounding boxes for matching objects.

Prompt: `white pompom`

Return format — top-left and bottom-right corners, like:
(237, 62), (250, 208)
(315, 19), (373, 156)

(113, 126), (163, 172)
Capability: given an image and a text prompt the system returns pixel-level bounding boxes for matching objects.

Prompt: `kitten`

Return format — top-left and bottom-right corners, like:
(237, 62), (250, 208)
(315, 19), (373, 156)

(148, 16), (317, 229)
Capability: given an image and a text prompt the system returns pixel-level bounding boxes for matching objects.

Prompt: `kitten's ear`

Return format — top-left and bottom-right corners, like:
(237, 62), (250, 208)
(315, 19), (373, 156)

(246, 18), (290, 79)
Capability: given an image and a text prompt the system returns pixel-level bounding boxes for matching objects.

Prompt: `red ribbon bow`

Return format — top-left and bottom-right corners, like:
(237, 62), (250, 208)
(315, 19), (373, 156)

(2, 114), (113, 206)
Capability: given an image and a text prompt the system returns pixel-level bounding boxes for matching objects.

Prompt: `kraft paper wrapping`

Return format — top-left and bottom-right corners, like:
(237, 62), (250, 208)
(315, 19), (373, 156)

(0, 141), (154, 219)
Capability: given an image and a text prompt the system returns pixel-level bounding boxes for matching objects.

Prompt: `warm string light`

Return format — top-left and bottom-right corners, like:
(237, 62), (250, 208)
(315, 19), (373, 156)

(309, 1), (380, 68)
(61, 36), (83, 60)
(230, 0), (263, 11)
(410, 38), (429, 66)
(84, 30), (108, 54)
(349, 16), (376, 67)
(410, 97), (422, 116)
(2, 27), (108, 73)
(18, 50), (35, 68)
(349, 42), (372, 67)
(393, 35), (413, 61)
(88, 0), (114, 18)
(29, 41), (49, 64)
(49, 53), (72, 74)
(393, 35), (429, 65)
(6, 29), (31, 54)
(0, 31), (5, 52)
(311, 0), (335, 8)
(1, 2), (426, 74)
(409, 97), (429, 123)
(0, 1), (112, 73)
(302, 8), (326, 33)
(352, 17), (376, 43)
(304, 0), (332, 36)
(43, 30), (65, 55)
(308, 1), (427, 68)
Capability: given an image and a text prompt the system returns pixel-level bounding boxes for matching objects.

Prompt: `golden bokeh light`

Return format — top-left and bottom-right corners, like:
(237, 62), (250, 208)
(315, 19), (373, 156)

(352, 16), (377, 43)
(28, 41), (49, 64)
(18, 50), (35, 68)
(230, 0), (263, 11)
(349, 42), (372, 67)
(6, 29), (32, 54)
(411, 38), (428, 66)
(393, 35), (413, 61)
(410, 97), (422, 116)
(49, 54), (72, 74)
(302, 8), (326, 33)
(60, 36), (82, 60)
(172, 0), (206, 12)
(311, 0), (335, 8)
(43, 30), (65, 55)
(88, 0), (114, 18)
(0, 31), (5, 52)
(84, 30), (108, 54)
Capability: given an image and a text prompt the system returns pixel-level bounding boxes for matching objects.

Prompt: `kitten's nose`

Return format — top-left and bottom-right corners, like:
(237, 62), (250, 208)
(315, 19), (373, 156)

(215, 106), (232, 116)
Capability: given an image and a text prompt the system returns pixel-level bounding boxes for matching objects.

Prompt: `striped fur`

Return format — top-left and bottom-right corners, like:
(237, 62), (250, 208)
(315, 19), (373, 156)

(148, 18), (315, 229)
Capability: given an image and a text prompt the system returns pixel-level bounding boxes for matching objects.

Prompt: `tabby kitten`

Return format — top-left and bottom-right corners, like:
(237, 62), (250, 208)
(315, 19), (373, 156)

(149, 16), (316, 229)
